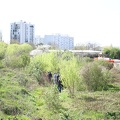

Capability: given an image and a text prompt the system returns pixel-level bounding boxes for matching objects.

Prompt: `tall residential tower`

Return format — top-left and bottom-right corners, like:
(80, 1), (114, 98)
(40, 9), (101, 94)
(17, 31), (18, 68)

(10, 20), (35, 44)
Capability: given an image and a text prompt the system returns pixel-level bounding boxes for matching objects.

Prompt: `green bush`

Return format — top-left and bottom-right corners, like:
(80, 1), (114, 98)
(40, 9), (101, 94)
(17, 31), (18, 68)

(17, 74), (28, 87)
(44, 86), (61, 112)
(94, 60), (113, 70)
(81, 62), (111, 91)
(105, 112), (120, 119)
(59, 52), (80, 95)
(0, 42), (7, 60)
(0, 60), (4, 68)
(20, 53), (30, 67)
(103, 47), (120, 59)
(28, 56), (47, 84)
(4, 44), (32, 68)
(2, 106), (21, 115)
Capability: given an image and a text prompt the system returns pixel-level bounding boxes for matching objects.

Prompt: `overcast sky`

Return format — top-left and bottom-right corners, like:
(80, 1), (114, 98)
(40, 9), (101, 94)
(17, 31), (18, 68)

(0, 0), (120, 46)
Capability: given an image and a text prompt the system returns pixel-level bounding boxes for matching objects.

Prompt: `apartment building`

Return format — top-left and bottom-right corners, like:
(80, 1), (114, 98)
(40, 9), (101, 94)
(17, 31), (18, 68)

(34, 35), (44, 45)
(10, 20), (35, 44)
(44, 34), (74, 50)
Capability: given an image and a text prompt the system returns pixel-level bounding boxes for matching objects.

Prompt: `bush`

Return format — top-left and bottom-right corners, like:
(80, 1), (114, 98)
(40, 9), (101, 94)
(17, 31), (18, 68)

(94, 60), (113, 70)
(4, 44), (32, 68)
(44, 86), (61, 112)
(81, 62), (111, 91)
(28, 56), (47, 84)
(20, 53), (30, 67)
(3, 55), (30, 68)
(0, 42), (7, 60)
(59, 53), (80, 95)
(103, 47), (120, 59)
(105, 112), (120, 119)
(0, 60), (4, 68)
(2, 105), (21, 115)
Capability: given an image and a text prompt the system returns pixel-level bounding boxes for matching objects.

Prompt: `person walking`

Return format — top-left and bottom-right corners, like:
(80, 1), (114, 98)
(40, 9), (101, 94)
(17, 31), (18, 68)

(53, 73), (57, 84)
(47, 72), (52, 82)
(57, 80), (63, 92)
(56, 73), (60, 84)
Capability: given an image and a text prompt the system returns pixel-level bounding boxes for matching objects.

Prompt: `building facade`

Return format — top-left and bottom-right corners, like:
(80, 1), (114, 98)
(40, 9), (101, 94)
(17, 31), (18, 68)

(34, 35), (44, 45)
(44, 34), (74, 50)
(0, 31), (2, 41)
(10, 21), (35, 44)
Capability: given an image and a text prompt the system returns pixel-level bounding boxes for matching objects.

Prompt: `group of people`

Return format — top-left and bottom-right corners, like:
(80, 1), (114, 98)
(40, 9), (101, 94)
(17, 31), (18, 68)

(47, 72), (63, 92)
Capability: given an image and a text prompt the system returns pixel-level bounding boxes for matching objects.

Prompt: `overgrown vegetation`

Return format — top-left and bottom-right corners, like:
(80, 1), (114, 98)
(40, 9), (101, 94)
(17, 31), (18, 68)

(0, 42), (7, 60)
(3, 43), (32, 68)
(0, 42), (120, 119)
(81, 62), (111, 91)
(103, 46), (120, 59)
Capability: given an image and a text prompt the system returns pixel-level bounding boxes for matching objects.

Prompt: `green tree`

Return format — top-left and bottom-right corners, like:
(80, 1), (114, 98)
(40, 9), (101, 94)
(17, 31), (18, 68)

(103, 47), (120, 59)
(0, 42), (7, 60)
(59, 51), (80, 95)
(28, 55), (47, 84)
(4, 44), (33, 68)
(28, 52), (61, 84)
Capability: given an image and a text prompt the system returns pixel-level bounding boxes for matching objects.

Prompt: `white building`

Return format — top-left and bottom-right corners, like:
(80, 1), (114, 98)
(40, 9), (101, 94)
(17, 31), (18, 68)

(34, 35), (44, 45)
(10, 20), (35, 44)
(44, 34), (74, 50)
(0, 31), (2, 41)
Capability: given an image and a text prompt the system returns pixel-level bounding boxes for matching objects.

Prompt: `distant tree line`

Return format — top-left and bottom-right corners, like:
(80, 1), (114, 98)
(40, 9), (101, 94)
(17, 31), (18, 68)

(74, 42), (101, 51)
(103, 47), (120, 59)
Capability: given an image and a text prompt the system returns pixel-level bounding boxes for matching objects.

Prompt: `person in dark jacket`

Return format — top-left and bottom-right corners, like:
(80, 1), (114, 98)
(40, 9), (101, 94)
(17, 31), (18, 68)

(47, 72), (52, 82)
(56, 73), (60, 84)
(57, 80), (63, 92)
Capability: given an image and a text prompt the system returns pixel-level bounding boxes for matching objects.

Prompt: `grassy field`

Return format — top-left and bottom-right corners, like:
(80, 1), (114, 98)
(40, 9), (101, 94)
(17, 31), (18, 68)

(0, 66), (120, 120)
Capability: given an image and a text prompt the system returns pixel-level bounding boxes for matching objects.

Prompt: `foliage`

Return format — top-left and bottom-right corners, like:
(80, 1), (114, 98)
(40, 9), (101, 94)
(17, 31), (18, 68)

(0, 42), (7, 60)
(29, 51), (81, 95)
(105, 112), (120, 119)
(74, 42), (100, 50)
(2, 105), (21, 115)
(5, 43), (33, 56)
(79, 57), (93, 63)
(36, 52), (60, 72)
(0, 68), (40, 119)
(103, 47), (120, 59)
(94, 60), (113, 70)
(28, 52), (61, 85)
(28, 51), (82, 95)
(81, 62), (111, 91)
(1, 49), (120, 119)
(20, 53), (30, 67)
(59, 51), (80, 95)
(43, 86), (60, 112)
(28, 56), (47, 84)
(20, 43), (33, 53)
(10, 39), (20, 44)
(0, 60), (4, 68)
(3, 44), (32, 68)
(61, 51), (74, 61)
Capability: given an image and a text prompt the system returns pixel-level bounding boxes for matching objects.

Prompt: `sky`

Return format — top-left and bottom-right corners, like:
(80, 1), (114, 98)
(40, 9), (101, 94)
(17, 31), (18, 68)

(0, 0), (120, 47)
